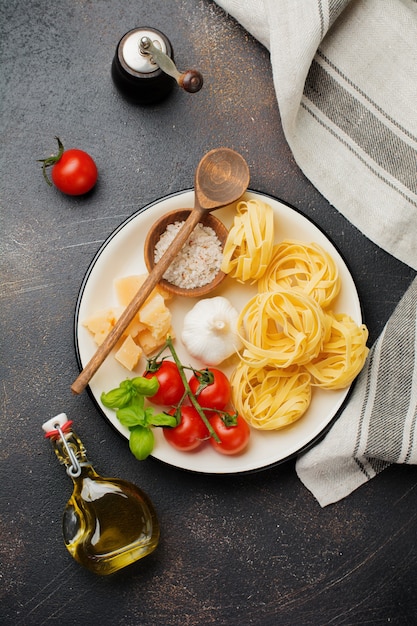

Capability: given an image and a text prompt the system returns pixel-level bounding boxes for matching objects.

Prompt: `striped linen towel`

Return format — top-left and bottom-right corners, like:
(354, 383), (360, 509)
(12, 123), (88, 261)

(297, 276), (417, 506)
(215, 0), (417, 504)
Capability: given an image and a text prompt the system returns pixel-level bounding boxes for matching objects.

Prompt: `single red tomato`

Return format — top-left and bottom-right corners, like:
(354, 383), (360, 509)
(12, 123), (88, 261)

(188, 368), (231, 411)
(144, 360), (185, 406)
(163, 406), (208, 451)
(209, 411), (250, 455)
(40, 137), (98, 195)
(52, 149), (97, 195)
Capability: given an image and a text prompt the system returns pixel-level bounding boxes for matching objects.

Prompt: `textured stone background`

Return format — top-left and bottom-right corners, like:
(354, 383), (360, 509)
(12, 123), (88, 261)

(1, 1), (416, 624)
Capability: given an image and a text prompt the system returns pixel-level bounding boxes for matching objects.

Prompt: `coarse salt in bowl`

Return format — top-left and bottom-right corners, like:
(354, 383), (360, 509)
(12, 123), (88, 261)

(144, 209), (229, 298)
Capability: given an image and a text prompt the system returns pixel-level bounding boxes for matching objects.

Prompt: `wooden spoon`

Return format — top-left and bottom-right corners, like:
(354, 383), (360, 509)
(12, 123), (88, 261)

(71, 147), (250, 394)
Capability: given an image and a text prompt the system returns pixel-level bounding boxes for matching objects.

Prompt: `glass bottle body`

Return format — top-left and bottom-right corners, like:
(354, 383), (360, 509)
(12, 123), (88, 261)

(44, 415), (159, 575)
(63, 465), (159, 575)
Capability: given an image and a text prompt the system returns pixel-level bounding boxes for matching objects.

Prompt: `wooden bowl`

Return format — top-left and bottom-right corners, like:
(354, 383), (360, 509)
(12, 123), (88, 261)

(144, 209), (229, 297)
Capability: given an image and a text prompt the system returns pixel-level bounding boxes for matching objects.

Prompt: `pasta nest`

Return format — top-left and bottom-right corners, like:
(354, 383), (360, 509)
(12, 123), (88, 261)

(231, 363), (311, 430)
(304, 313), (369, 389)
(227, 236), (370, 431)
(237, 288), (329, 368)
(258, 240), (341, 309)
(220, 198), (275, 283)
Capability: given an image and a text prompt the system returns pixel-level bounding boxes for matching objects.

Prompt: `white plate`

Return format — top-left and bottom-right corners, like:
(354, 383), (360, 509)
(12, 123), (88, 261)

(75, 190), (363, 474)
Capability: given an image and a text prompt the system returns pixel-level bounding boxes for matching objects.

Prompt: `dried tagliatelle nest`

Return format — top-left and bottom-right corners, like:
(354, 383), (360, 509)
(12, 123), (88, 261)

(236, 288), (328, 369)
(231, 363), (312, 430)
(230, 276), (368, 430)
(220, 198), (275, 283)
(258, 239), (341, 309)
(304, 312), (369, 390)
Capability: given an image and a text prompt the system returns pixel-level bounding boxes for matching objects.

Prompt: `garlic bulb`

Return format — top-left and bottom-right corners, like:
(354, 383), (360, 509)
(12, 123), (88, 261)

(181, 296), (243, 365)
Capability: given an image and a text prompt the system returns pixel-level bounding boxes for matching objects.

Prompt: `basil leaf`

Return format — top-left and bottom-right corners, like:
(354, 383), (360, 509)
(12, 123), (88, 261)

(116, 405), (146, 428)
(131, 376), (160, 397)
(148, 412), (177, 427)
(129, 426), (154, 460)
(130, 393), (145, 412)
(101, 386), (133, 409)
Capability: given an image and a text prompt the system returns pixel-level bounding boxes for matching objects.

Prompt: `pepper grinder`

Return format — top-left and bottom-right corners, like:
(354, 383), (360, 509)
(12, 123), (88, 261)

(111, 27), (203, 104)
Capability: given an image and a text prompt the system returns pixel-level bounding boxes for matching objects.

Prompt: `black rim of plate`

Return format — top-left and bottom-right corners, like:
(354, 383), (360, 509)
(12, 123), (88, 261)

(73, 188), (363, 475)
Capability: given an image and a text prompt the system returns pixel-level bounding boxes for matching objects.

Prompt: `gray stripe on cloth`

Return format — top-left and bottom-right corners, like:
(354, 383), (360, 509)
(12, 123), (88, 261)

(352, 340), (376, 474)
(353, 457), (373, 480)
(404, 403), (417, 462)
(361, 457), (391, 475)
(300, 101), (417, 208)
(364, 286), (417, 461)
(304, 60), (417, 196)
(352, 278), (417, 468)
(328, 0), (349, 27)
(318, 0), (325, 39)
(315, 49), (417, 144)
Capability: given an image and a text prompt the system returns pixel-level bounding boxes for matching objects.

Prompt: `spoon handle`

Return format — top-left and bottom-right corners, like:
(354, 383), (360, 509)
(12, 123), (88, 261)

(71, 206), (205, 395)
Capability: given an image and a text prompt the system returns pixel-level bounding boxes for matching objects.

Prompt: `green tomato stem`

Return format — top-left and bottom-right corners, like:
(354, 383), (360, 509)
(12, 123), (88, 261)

(165, 336), (221, 443)
(38, 136), (65, 186)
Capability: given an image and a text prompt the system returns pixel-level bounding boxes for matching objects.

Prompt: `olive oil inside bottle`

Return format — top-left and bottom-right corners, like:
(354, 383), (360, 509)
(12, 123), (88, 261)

(63, 468), (159, 575)
(43, 414), (160, 575)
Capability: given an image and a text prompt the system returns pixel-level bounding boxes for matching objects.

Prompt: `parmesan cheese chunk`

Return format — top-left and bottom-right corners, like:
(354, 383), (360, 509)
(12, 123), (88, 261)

(83, 307), (123, 346)
(82, 307), (144, 346)
(114, 274), (172, 306)
(138, 325), (175, 356)
(138, 292), (171, 338)
(115, 335), (143, 371)
(83, 273), (174, 370)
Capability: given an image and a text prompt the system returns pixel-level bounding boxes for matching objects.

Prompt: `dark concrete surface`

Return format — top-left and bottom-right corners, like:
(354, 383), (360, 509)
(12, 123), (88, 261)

(1, 1), (416, 624)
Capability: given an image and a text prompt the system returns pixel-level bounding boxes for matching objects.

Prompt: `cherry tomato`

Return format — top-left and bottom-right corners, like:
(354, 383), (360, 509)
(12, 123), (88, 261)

(52, 149), (97, 195)
(209, 411), (250, 455)
(188, 368), (231, 411)
(40, 137), (98, 196)
(144, 360), (185, 406)
(163, 406), (208, 451)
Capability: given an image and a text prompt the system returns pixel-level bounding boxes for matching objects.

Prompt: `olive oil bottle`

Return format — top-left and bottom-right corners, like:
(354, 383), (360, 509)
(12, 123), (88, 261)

(42, 413), (159, 575)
